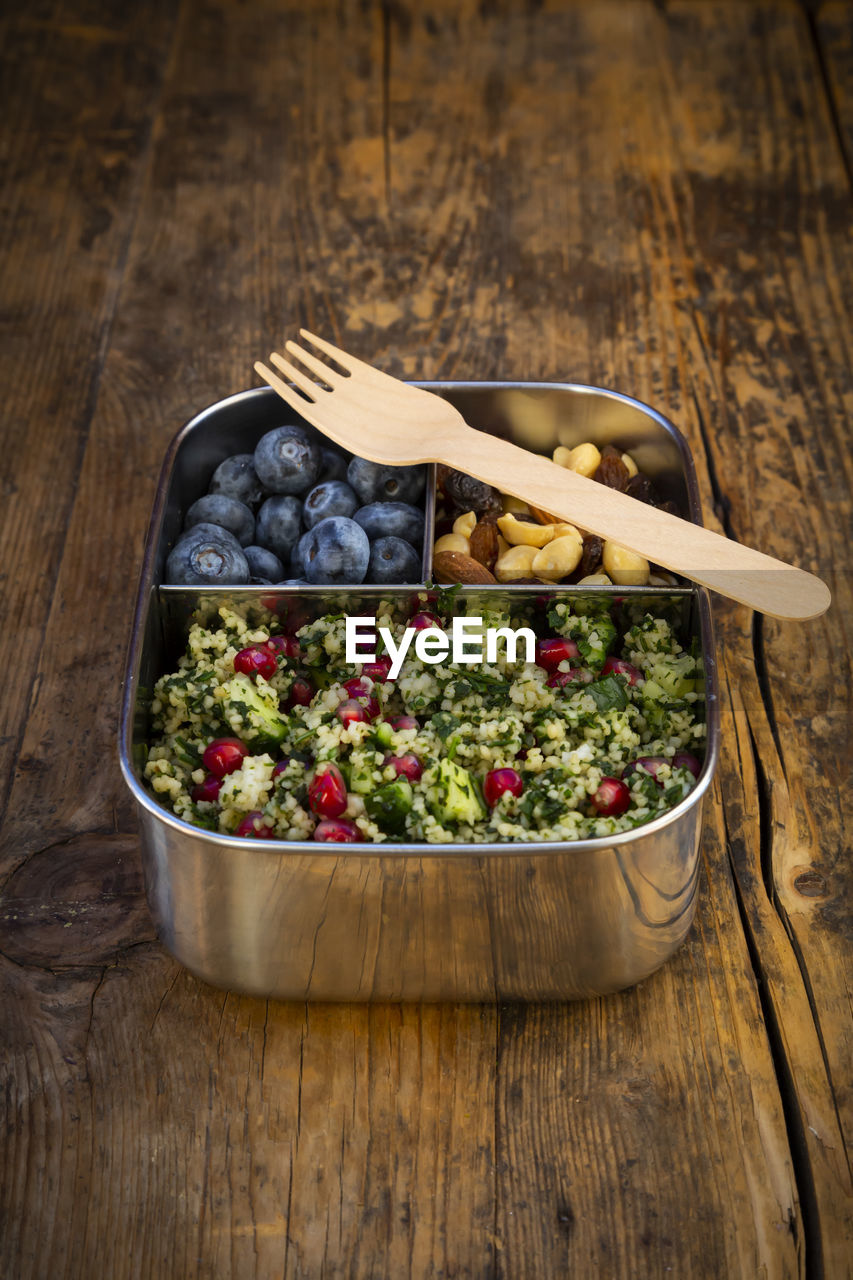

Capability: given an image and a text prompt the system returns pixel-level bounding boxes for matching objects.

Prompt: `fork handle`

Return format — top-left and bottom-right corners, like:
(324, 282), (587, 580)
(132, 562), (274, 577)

(447, 430), (830, 620)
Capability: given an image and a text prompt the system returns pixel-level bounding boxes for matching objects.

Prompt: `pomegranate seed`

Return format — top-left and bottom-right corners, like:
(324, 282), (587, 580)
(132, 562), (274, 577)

(313, 818), (364, 843)
(234, 645), (277, 681)
(266, 634), (300, 659)
(383, 753), (423, 782)
(483, 768), (524, 806)
(337, 698), (372, 727)
(308, 763), (348, 819)
(234, 811), (275, 838)
(409, 591), (438, 610)
(546, 669), (585, 689)
(673, 750), (702, 778)
(341, 677), (380, 717)
(591, 777), (631, 816)
(601, 657), (642, 685)
(272, 757), (291, 778)
(622, 756), (667, 785)
(202, 738), (249, 778)
(191, 774), (221, 804)
(286, 676), (314, 708)
(535, 637), (580, 671)
(281, 601), (310, 632)
(361, 656), (392, 683)
(410, 610), (442, 631)
(388, 715), (419, 731)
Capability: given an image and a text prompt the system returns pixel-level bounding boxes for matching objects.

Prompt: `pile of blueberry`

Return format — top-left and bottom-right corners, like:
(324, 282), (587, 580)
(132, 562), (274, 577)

(165, 423), (427, 587)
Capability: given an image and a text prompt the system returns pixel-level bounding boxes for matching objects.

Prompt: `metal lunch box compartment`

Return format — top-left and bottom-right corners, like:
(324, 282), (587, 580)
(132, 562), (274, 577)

(119, 383), (720, 1002)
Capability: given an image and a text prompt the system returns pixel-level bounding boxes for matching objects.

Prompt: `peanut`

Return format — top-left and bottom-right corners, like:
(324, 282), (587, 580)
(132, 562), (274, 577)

(602, 540), (650, 586)
(497, 512), (556, 548)
(531, 532), (583, 582)
(495, 544), (538, 582)
(558, 442), (601, 478)
(434, 532), (470, 556)
(452, 510), (477, 538)
(551, 522), (583, 541)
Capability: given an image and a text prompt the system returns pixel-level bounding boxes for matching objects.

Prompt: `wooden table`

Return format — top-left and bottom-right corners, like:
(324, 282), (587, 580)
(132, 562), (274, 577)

(2, 2), (851, 1275)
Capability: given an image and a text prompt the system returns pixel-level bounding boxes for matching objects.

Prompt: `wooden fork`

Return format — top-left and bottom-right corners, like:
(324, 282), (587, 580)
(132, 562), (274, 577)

(254, 332), (830, 620)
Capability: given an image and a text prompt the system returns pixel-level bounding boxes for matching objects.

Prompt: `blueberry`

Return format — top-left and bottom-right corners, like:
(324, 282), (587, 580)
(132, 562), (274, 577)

(166, 525), (249, 585)
(347, 457), (426, 506)
(254, 425), (322, 495)
(174, 520), (228, 545)
(302, 517), (370, 585)
(303, 480), (359, 529)
(243, 544), (285, 582)
(291, 530), (312, 576)
(366, 536), (422, 584)
(184, 493), (254, 546)
(318, 445), (351, 484)
(209, 454), (265, 508)
(353, 501), (424, 548)
(255, 495), (303, 560)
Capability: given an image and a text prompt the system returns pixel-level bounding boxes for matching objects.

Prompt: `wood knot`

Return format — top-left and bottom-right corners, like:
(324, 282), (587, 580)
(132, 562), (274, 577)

(792, 869), (827, 898)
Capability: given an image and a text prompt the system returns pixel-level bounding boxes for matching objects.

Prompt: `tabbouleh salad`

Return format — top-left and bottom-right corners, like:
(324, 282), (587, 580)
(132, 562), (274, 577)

(144, 595), (706, 844)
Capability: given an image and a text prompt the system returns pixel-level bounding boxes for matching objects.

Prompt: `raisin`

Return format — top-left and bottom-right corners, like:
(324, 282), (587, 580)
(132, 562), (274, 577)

(433, 512), (456, 539)
(469, 519), (500, 571)
(593, 453), (630, 490)
(579, 535), (603, 578)
(443, 470), (503, 517)
(624, 472), (658, 505)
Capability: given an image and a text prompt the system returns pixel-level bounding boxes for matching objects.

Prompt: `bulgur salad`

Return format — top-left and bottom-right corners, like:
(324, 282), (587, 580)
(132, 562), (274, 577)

(144, 596), (706, 844)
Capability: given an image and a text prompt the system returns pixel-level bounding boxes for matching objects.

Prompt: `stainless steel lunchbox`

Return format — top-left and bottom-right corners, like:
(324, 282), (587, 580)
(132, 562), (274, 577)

(119, 382), (719, 1002)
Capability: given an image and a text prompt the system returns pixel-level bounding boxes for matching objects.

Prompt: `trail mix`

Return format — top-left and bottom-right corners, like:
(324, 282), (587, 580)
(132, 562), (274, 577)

(433, 441), (681, 587)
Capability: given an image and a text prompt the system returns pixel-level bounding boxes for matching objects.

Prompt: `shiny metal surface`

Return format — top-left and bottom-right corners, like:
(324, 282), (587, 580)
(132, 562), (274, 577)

(120, 382), (719, 1002)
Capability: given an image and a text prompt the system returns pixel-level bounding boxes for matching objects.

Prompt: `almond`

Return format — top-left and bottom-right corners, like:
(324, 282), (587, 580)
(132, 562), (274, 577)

(433, 550), (497, 585)
(468, 519), (499, 571)
(529, 503), (560, 525)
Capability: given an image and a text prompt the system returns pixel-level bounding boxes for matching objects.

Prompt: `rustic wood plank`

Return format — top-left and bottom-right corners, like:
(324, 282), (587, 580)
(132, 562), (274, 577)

(1, 1), (851, 1278)
(0, 0), (180, 830)
(589, 3), (853, 1270)
(0, 4), (498, 1276)
(815, 1), (853, 175)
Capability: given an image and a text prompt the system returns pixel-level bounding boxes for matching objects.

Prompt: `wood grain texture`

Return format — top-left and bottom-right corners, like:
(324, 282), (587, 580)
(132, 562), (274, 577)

(816, 0), (853, 174)
(1, 1), (851, 1277)
(0, 0), (180, 826)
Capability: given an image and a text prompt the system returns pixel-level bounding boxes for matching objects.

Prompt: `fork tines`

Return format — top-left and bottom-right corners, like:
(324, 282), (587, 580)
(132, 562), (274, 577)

(255, 329), (362, 405)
